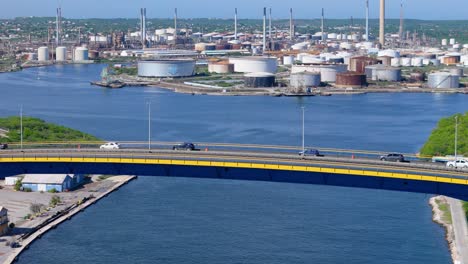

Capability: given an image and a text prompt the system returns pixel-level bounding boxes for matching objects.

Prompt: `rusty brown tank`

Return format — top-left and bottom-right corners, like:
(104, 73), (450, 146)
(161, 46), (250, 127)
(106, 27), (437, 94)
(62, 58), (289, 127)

(335, 71), (367, 87)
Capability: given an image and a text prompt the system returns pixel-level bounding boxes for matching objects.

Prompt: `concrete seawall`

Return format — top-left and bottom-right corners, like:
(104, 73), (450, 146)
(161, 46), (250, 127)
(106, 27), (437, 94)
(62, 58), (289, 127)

(4, 176), (136, 264)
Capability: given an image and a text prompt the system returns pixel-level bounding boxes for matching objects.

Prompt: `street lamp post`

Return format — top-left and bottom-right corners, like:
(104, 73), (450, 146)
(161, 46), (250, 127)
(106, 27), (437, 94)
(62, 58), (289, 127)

(20, 105), (23, 150)
(302, 106), (305, 153)
(455, 115), (458, 160)
(148, 101), (151, 152)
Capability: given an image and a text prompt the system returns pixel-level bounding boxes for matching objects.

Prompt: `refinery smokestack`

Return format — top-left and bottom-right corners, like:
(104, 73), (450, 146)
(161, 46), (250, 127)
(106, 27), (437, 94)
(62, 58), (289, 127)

(379, 0), (385, 46)
(263, 7), (267, 53)
(321, 8), (325, 44)
(234, 8), (238, 40)
(289, 8), (294, 41)
(174, 8), (178, 38)
(56, 7), (61, 46)
(399, 1), (404, 40)
(365, 0), (369, 41)
(269, 8), (272, 40)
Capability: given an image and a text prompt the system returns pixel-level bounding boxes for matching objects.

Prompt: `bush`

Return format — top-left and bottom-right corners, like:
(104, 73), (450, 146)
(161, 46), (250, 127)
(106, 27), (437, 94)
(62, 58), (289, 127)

(30, 203), (43, 214)
(9, 223), (15, 229)
(23, 187), (32, 192)
(48, 188), (57, 193)
(49, 195), (61, 207)
(13, 178), (22, 191)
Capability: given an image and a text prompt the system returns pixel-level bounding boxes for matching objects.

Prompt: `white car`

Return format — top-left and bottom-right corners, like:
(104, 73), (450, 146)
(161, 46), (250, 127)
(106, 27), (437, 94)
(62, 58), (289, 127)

(100, 142), (120, 150)
(446, 160), (468, 169)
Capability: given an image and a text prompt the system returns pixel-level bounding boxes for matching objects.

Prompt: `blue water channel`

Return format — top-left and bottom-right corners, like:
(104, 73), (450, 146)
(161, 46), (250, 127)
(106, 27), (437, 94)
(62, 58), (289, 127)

(1, 64), (465, 263)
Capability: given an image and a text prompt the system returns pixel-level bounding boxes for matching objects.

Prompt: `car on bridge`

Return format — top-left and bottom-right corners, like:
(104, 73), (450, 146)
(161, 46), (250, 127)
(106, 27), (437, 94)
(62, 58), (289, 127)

(0, 143), (7, 150)
(446, 160), (468, 169)
(100, 142), (120, 150)
(299, 149), (323, 157)
(380, 153), (406, 162)
(172, 142), (197, 151)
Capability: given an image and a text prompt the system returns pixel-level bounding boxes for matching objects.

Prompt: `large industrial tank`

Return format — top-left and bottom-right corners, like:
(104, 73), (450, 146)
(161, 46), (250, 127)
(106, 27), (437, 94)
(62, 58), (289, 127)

(365, 65), (401, 81)
(335, 72), (367, 87)
(208, 61), (234, 74)
(349, 56), (380, 73)
(283, 56), (295, 66)
(138, 60), (196, 78)
(37, 46), (49, 61)
(400, 58), (411, 67)
(291, 64), (347, 83)
(56, 47), (67, 62)
(74, 47), (89, 61)
(449, 68), (464, 77)
(411, 57), (423, 67)
(428, 72), (460, 88)
(88, 50), (100, 59)
(244, 72), (275, 88)
(290, 72), (321, 88)
(229, 57), (278, 74)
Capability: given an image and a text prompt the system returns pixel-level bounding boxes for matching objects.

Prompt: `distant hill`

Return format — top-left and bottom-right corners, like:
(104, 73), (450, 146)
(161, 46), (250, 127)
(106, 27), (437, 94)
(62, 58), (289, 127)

(420, 113), (468, 157)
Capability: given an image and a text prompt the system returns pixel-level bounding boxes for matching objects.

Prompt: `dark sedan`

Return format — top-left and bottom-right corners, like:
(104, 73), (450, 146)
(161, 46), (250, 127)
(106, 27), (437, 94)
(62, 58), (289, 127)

(380, 153), (406, 162)
(0, 143), (8, 150)
(172, 142), (196, 151)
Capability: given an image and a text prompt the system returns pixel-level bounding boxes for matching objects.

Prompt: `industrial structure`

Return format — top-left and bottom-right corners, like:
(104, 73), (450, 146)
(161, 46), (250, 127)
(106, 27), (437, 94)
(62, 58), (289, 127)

(138, 59), (196, 77)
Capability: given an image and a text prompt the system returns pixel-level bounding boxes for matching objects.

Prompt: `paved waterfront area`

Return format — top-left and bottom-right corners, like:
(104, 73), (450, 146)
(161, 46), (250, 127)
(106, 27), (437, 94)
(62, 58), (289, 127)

(448, 198), (468, 264)
(0, 176), (133, 263)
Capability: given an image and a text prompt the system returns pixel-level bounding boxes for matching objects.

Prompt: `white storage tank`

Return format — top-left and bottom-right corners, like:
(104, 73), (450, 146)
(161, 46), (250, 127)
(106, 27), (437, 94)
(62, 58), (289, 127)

(37, 46), (49, 61)
(56, 46), (67, 62)
(373, 66), (402, 81)
(283, 56), (295, 66)
(138, 60), (196, 77)
(391, 58), (401, 67)
(290, 72), (321, 88)
(291, 64), (347, 83)
(428, 72), (460, 88)
(450, 38), (456, 45)
(441, 39), (448, 46)
(378, 49), (400, 58)
(74, 47), (89, 61)
(411, 57), (423, 67)
(449, 68), (464, 77)
(229, 57), (278, 74)
(430, 59), (441, 66)
(401, 58), (411, 67)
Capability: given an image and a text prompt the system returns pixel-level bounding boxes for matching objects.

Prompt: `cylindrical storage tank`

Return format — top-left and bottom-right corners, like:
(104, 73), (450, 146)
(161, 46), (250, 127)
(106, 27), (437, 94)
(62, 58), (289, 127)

(453, 44), (461, 49)
(410, 72), (426, 82)
(449, 68), (464, 77)
(378, 49), (400, 58)
(321, 68), (338, 83)
(208, 62), (234, 74)
(283, 56), (295, 65)
(56, 47), (67, 61)
(328, 57), (345, 64)
(422, 59), (431, 66)
(155, 29), (167, 35)
(340, 42), (353, 50)
(442, 39), (448, 46)
(378, 56), (392, 66)
(138, 60), (196, 77)
(335, 72), (367, 87)
(450, 38), (456, 45)
(430, 59), (441, 66)
(364, 65), (379, 79)
(428, 72), (460, 88)
(37, 46), (49, 61)
(229, 57), (278, 74)
(244, 72), (275, 88)
(328, 33), (337, 39)
(401, 58), (411, 67)
(74, 47), (89, 61)
(373, 67), (402, 81)
(302, 56), (323, 64)
(290, 72), (321, 88)
(26, 52), (36, 61)
(411, 57), (423, 67)
(391, 58), (401, 67)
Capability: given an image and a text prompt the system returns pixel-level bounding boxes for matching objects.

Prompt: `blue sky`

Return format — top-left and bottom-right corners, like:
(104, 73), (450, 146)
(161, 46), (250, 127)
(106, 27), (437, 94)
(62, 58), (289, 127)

(0, 0), (466, 20)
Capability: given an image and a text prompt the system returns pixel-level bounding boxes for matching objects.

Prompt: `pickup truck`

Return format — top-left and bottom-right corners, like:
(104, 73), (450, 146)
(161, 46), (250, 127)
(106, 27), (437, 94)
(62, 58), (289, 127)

(446, 160), (468, 169)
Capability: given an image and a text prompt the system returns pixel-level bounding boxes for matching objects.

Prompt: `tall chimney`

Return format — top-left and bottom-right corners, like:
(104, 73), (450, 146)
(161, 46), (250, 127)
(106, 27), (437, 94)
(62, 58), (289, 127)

(289, 8), (294, 41)
(56, 7), (61, 46)
(399, 1), (404, 40)
(321, 8), (325, 44)
(269, 8), (272, 40)
(379, 0), (385, 46)
(365, 0), (369, 41)
(174, 8), (178, 39)
(263, 7), (267, 53)
(140, 8), (144, 46)
(234, 8), (238, 40)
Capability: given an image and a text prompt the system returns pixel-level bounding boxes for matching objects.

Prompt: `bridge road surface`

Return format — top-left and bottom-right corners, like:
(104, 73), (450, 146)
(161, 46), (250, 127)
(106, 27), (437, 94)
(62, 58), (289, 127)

(448, 197), (468, 264)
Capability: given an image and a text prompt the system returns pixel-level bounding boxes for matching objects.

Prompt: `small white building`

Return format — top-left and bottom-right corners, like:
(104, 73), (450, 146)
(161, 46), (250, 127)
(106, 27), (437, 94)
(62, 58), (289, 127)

(4, 176), (21, 186)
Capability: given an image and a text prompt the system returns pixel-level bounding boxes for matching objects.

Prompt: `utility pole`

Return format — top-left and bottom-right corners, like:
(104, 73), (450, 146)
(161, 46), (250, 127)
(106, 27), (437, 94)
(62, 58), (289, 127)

(455, 115), (458, 160)
(148, 102), (151, 151)
(302, 107), (305, 153)
(20, 105), (23, 150)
